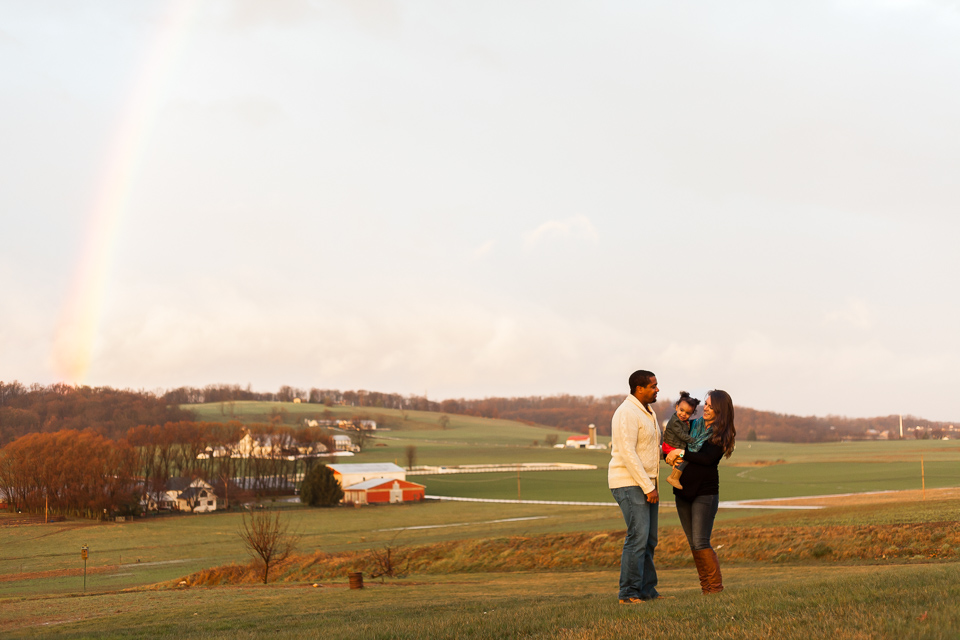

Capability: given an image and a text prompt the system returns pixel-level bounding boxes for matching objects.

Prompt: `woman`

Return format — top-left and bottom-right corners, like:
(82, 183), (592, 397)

(664, 389), (736, 594)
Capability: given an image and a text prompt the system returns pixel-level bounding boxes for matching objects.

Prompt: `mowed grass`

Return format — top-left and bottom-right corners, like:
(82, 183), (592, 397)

(3, 563), (959, 639)
(7, 404), (958, 636)
(0, 501), (630, 597)
(4, 495), (958, 598)
(4, 497), (960, 638)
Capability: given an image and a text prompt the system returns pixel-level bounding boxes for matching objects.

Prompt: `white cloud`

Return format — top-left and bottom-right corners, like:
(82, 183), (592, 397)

(523, 215), (599, 249)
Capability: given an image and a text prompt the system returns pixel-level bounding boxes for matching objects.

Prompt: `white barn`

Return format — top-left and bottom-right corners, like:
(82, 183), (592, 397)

(327, 462), (406, 489)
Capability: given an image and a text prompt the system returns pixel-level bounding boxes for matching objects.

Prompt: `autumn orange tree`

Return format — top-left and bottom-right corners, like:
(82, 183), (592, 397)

(0, 430), (138, 518)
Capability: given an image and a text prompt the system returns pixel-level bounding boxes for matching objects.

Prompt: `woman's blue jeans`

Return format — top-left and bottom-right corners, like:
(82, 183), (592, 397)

(611, 486), (659, 600)
(674, 493), (719, 551)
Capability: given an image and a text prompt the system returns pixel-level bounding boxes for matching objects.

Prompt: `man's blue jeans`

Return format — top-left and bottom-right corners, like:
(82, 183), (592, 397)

(611, 485), (659, 600)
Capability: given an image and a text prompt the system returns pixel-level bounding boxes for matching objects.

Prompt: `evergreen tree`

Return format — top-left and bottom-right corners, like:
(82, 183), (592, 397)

(299, 464), (343, 507)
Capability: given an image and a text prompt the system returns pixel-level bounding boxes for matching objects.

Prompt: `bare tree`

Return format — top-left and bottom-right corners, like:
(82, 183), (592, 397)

(438, 415), (450, 430)
(368, 532), (407, 581)
(404, 445), (417, 470)
(238, 509), (299, 584)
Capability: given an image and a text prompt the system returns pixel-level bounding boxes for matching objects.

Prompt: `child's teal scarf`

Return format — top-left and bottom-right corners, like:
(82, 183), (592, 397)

(686, 417), (713, 453)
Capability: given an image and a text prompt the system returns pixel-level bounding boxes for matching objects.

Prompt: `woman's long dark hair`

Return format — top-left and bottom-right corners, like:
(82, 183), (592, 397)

(707, 389), (736, 458)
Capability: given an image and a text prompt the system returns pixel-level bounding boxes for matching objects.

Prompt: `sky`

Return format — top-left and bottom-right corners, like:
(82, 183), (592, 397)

(2, 0), (959, 420)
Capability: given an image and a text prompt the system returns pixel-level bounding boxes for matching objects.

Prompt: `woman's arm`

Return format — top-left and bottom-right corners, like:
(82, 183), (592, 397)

(682, 441), (724, 467)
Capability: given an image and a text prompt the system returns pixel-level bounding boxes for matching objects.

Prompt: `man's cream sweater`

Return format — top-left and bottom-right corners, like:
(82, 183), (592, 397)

(607, 393), (661, 494)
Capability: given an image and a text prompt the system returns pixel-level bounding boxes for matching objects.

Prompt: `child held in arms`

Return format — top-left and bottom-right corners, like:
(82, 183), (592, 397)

(662, 392), (706, 490)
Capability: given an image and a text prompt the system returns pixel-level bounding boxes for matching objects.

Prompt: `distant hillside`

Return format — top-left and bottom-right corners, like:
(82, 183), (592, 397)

(161, 384), (957, 443)
(1, 381), (954, 444)
(0, 381), (191, 445)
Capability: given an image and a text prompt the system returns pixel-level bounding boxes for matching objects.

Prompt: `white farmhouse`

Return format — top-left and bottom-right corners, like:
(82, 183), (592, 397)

(333, 434), (359, 452)
(164, 478), (219, 513)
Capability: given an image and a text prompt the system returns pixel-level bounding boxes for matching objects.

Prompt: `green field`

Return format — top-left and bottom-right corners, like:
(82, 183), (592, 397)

(3, 553), (959, 638)
(3, 494), (960, 637)
(183, 402), (960, 500)
(4, 406), (960, 637)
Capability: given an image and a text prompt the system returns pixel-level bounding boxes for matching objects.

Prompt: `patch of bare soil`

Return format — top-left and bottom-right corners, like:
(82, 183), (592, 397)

(0, 565), (119, 583)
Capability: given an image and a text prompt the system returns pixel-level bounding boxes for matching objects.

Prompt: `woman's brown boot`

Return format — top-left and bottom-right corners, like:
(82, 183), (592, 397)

(666, 466), (683, 489)
(694, 548), (723, 594)
(691, 548), (711, 593)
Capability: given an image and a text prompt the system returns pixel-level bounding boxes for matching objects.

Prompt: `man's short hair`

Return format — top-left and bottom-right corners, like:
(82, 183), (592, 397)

(629, 370), (656, 394)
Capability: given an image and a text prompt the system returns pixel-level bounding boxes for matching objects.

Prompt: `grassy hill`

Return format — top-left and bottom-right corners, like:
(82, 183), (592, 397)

(2, 494), (959, 638)
(5, 407), (959, 636)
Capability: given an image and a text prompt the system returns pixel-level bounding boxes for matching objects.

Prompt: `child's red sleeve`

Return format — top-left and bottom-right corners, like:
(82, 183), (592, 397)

(662, 441), (678, 455)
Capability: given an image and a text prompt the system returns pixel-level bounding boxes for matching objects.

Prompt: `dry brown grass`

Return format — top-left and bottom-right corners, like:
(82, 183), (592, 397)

(178, 515), (960, 587)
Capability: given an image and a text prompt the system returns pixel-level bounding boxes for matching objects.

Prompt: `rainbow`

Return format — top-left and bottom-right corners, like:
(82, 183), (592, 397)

(52, 1), (199, 384)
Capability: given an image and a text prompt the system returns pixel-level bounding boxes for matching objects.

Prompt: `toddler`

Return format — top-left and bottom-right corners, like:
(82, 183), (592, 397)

(662, 391), (706, 490)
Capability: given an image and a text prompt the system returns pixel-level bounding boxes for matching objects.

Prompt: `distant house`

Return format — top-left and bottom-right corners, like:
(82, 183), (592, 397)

(343, 478), (425, 505)
(327, 463), (406, 489)
(164, 478), (218, 513)
(234, 432), (297, 459)
(337, 420), (377, 431)
(333, 434), (359, 453)
(566, 435), (590, 449)
(204, 429), (328, 460)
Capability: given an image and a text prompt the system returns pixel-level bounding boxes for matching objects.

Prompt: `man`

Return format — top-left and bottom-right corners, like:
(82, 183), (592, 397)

(608, 369), (663, 603)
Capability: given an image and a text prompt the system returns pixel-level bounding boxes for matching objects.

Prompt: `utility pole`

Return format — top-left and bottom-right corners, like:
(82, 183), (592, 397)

(517, 467), (521, 501)
(81, 545), (88, 592)
(921, 456), (926, 500)
(899, 415), (903, 439)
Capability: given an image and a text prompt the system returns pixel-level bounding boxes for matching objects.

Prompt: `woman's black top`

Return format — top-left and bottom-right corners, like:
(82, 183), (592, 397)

(672, 440), (725, 500)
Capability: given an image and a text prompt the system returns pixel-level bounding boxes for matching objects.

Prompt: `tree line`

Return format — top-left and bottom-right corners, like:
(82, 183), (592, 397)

(2, 380), (954, 446)
(0, 381), (190, 446)
(0, 421), (336, 519)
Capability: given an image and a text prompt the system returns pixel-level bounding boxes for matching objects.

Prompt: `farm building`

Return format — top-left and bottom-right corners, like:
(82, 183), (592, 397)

(328, 462), (406, 488)
(161, 478), (219, 513)
(333, 434), (359, 452)
(565, 435), (590, 448)
(337, 419), (377, 431)
(343, 478), (426, 505)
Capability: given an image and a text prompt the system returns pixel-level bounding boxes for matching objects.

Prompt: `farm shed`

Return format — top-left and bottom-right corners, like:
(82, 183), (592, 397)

(343, 478), (426, 505)
(328, 462), (406, 488)
(565, 435), (590, 448)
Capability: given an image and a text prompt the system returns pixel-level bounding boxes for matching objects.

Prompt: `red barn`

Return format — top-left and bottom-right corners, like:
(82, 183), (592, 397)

(343, 478), (426, 505)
